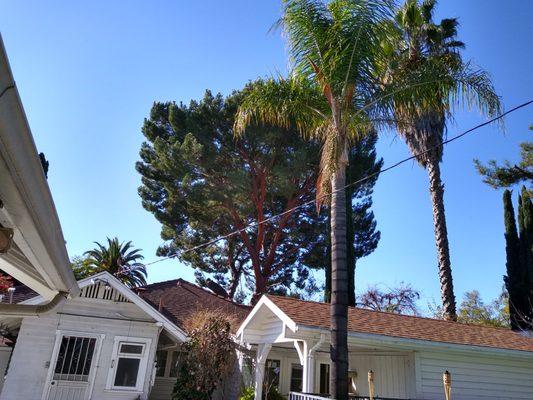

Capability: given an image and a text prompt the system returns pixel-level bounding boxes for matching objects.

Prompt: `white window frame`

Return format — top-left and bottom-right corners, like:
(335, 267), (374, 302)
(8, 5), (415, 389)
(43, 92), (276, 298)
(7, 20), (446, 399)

(106, 336), (152, 392)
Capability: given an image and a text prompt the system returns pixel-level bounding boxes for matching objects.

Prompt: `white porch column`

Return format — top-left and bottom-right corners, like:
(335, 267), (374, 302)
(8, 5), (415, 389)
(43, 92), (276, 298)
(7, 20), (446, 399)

(254, 343), (271, 400)
(295, 334), (325, 394)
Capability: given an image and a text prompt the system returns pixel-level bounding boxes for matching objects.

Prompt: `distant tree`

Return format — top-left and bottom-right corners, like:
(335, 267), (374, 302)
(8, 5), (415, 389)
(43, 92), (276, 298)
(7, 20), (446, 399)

(39, 152), (49, 179)
(0, 274), (12, 294)
(84, 237), (147, 287)
(324, 133), (382, 305)
(457, 290), (509, 328)
(357, 283), (420, 315)
(71, 256), (97, 280)
(475, 126), (532, 193)
(137, 89), (329, 302)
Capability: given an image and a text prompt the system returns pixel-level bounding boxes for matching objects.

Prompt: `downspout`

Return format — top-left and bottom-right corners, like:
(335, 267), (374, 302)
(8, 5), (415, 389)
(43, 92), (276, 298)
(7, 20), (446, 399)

(0, 291), (68, 317)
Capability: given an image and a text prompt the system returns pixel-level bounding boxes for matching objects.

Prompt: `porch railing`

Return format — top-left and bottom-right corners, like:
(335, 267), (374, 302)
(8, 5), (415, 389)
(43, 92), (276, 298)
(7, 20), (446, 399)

(288, 392), (331, 400)
(289, 393), (421, 400)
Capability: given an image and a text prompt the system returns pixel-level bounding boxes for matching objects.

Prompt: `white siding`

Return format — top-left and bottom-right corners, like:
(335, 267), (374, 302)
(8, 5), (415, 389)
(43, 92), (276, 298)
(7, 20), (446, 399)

(416, 350), (533, 400)
(0, 347), (12, 394)
(149, 377), (174, 400)
(1, 297), (161, 400)
(349, 353), (415, 398)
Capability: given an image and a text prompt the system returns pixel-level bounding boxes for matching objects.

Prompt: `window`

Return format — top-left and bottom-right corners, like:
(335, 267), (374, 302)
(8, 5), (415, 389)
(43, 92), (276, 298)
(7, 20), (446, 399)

(290, 363), (303, 392)
(155, 350), (167, 377)
(54, 336), (97, 382)
(107, 336), (152, 392)
(319, 363), (330, 395)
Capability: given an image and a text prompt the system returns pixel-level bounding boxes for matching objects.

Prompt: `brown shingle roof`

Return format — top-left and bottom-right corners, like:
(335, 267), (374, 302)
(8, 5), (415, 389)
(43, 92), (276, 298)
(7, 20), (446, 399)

(137, 279), (251, 332)
(266, 295), (533, 353)
(0, 285), (37, 304)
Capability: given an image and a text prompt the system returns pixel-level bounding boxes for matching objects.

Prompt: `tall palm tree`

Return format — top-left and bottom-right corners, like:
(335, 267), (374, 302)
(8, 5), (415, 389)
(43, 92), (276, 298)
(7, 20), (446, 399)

(84, 237), (147, 288)
(381, 0), (502, 320)
(234, 1), (405, 398)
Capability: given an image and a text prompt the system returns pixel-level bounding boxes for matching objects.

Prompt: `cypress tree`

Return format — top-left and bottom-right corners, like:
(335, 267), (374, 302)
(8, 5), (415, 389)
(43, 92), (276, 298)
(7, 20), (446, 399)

(518, 186), (533, 327)
(503, 190), (522, 329)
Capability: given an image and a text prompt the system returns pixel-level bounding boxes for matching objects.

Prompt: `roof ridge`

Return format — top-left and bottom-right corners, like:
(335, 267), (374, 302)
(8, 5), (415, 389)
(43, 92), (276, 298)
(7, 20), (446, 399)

(265, 294), (515, 333)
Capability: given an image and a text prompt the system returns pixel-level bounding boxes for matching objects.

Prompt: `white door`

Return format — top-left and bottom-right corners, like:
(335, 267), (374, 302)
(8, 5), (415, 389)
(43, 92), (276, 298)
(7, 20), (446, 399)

(44, 333), (102, 400)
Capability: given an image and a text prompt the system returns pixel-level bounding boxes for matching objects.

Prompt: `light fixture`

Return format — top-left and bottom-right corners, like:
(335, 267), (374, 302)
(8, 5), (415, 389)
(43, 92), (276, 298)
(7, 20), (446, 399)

(0, 227), (14, 254)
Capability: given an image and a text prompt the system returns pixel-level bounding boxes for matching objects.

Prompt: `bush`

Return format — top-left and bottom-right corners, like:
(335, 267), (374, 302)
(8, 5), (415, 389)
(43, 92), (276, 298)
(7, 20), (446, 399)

(172, 311), (237, 400)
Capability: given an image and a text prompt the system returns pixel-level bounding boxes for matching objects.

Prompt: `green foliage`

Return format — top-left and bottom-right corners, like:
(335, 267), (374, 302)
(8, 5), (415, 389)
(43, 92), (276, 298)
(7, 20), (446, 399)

(137, 89), (330, 301)
(431, 288), (510, 328)
(239, 387), (254, 400)
(457, 290), (509, 328)
(475, 126), (532, 193)
(70, 256), (97, 280)
(172, 314), (236, 400)
(84, 237), (147, 287)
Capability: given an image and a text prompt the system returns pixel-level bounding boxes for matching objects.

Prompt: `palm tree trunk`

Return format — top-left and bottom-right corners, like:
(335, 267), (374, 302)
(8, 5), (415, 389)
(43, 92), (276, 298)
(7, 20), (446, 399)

(427, 155), (457, 321)
(330, 167), (349, 400)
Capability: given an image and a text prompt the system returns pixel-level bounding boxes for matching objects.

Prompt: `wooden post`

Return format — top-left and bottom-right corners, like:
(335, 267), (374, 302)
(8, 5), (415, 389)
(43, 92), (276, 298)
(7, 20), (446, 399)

(368, 370), (375, 400)
(443, 370), (452, 400)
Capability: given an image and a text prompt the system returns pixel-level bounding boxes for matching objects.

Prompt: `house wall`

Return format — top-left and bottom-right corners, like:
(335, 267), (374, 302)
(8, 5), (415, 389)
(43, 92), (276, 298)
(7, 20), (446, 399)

(0, 296), (161, 400)
(264, 347), (415, 398)
(0, 346), (12, 394)
(415, 349), (533, 400)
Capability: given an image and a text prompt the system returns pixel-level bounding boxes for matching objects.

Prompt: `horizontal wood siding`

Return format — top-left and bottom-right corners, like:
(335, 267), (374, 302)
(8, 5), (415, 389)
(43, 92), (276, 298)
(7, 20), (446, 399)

(0, 298), (161, 400)
(150, 377), (174, 400)
(416, 350), (533, 400)
(349, 353), (415, 398)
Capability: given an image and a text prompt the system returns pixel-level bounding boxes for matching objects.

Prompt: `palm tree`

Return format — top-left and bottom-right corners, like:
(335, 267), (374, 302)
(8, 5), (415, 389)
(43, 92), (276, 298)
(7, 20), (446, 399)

(381, 0), (502, 320)
(84, 237), (147, 287)
(234, 2), (404, 398)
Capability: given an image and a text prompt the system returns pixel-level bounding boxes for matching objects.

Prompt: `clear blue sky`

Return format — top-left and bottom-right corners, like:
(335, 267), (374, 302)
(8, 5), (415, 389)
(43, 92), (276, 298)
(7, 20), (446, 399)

(1, 1), (531, 311)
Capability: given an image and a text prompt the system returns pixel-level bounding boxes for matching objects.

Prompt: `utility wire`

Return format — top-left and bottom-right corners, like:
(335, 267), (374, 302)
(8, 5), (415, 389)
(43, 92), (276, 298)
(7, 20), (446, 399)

(138, 99), (533, 268)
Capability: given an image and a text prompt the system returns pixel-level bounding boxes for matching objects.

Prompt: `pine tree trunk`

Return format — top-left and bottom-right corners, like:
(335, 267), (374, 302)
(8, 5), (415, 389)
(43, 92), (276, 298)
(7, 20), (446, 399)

(330, 167), (349, 400)
(426, 156), (457, 321)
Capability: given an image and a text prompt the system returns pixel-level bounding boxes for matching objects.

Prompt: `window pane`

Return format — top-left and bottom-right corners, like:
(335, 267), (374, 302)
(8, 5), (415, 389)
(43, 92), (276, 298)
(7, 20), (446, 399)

(155, 350), (168, 377)
(319, 363), (330, 395)
(119, 343), (144, 354)
(114, 358), (140, 387)
(54, 336), (96, 382)
(290, 363), (303, 392)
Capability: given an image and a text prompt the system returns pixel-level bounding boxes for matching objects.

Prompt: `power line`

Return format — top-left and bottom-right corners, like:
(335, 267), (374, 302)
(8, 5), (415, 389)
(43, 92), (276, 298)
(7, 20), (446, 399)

(140, 99), (533, 268)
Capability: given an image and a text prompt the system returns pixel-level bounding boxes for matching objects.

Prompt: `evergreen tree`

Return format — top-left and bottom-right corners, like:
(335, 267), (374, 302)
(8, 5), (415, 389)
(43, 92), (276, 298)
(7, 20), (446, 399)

(503, 190), (523, 329)
(502, 187), (533, 330)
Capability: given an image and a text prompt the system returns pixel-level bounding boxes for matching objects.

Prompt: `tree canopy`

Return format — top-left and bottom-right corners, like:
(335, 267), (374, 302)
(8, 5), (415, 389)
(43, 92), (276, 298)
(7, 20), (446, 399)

(137, 89), (329, 302)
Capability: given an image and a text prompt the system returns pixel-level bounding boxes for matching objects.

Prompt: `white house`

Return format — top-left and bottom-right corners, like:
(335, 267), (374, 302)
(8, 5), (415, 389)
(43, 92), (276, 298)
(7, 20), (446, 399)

(237, 295), (533, 400)
(0, 272), (249, 400)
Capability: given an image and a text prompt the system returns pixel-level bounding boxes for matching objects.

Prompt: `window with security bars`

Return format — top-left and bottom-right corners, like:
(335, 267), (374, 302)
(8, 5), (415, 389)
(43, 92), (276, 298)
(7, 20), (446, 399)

(54, 336), (97, 382)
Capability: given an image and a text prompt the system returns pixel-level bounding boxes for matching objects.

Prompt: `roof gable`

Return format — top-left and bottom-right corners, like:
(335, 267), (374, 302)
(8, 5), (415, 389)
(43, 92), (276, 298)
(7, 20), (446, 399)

(22, 272), (188, 342)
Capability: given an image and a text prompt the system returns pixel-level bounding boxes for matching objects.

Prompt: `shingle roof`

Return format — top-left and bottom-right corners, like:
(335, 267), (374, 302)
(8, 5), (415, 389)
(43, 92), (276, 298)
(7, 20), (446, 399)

(266, 295), (533, 353)
(137, 279), (251, 332)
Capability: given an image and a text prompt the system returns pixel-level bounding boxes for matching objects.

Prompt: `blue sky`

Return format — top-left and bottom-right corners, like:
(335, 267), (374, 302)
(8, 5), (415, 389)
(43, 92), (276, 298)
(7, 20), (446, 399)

(1, 1), (531, 312)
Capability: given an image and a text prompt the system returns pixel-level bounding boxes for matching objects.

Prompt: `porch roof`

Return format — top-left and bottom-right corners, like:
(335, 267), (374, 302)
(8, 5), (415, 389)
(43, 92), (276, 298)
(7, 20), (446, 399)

(239, 295), (533, 354)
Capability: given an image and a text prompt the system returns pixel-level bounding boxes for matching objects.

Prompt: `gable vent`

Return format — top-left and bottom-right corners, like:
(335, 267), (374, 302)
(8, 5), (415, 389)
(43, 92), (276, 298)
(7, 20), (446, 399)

(80, 282), (131, 303)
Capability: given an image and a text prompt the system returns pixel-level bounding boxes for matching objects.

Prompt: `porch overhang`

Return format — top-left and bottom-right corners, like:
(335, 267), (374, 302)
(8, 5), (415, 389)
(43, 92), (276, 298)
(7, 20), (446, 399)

(0, 35), (78, 300)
